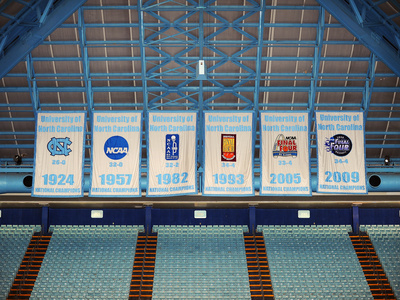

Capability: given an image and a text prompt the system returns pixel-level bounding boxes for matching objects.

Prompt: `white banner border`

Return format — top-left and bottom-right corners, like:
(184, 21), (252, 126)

(89, 110), (143, 198)
(202, 111), (255, 197)
(315, 110), (367, 195)
(32, 111), (86, 198)
(146, 110), (198, 197)
(259, 111), (312, 197)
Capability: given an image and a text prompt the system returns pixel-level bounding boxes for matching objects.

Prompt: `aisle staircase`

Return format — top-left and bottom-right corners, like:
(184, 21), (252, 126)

(349, 232), (396, 300)
(244, 232), (274, 300)
(130, 232), (158, 299)
(7, 232), (52, 300)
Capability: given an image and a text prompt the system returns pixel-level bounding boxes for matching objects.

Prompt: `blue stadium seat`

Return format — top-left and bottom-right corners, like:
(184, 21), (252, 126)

(30, 225), (143, 300)
(0, 225), (39, 299)
(152, 225), (251, 300)
(258, 225), (373, 300)
(360, 225), (400, 299)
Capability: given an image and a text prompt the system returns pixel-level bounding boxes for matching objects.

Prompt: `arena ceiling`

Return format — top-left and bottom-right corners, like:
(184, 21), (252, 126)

(0, 0), (399, 193)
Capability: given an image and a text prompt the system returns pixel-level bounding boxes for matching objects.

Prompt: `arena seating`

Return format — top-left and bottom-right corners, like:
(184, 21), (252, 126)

(0, 225), (39, 299)
(152, 225), (251, 299)
(360, 225), (400, 300)
(258, 225), (373, 300)
(30, 225), (143, 300)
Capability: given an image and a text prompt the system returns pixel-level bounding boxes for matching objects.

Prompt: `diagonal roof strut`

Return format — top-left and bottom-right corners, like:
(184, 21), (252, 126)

(0, 0), (88, 80)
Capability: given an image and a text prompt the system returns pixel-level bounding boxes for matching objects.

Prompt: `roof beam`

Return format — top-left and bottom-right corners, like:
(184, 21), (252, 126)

(0, 0), (87, 80)
(309, 7), (325, 113)
(254, 0), (266, 112)
(138, 0), (149, 111)
(316, 0), (400, 78)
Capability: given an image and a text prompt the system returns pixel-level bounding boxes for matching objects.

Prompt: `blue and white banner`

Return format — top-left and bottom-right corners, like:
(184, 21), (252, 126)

(32, 112), (86, 197)
(147, 112), (197, 196)
(260, 112), (311, 196)
(316, 111), (367, 194)
(90, 111), (142, 197)
(203, 111), (254, 196)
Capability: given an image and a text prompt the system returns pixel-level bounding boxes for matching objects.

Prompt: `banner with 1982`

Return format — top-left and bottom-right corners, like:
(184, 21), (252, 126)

(316, 111), (367, 194)
(32, 112), (86, 197)
(90, 111), (142, 197)
(203, 111), (254, 196)
(147, 111), (197, 196)
(260, 112), (311, 196)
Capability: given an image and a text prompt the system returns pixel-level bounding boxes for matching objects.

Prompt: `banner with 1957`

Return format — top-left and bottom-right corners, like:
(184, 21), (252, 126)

(147, 111), (197, 196)
(260, 112), (311, 196)
(90, 111), (142, 197)
(203, 111), (254, 196)
(32, 112), (86, 197)
(316, 111), (367, 194)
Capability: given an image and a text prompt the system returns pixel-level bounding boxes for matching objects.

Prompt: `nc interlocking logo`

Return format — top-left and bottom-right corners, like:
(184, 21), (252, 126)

(47, 137), (72, 156)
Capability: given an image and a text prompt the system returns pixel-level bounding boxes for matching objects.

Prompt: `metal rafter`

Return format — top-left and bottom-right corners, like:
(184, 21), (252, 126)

(316, 0), (400, 78)
(78, 8), (92, 112)
(26, 53), (39, 111)
(309, 7), (325, 114)
(0, 1), (398, 172)
(0, 0), (88, 79)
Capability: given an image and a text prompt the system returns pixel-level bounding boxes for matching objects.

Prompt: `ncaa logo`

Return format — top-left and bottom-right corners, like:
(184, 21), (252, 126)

(104, 136), (129, 160)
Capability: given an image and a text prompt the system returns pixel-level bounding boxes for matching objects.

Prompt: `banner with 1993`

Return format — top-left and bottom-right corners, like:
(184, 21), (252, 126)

(316, 111), (367, 194)
(90, 111), (142, 197)
(32, 112), (86, 197)
(203, 111), (254, 196)
(147, 111), (197, 196)
(260, 112), (311, 196)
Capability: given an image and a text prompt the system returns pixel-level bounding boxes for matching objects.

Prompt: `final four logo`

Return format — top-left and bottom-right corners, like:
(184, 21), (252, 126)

(273, 134), (297, 158)
(166, 134), (179, 160)
(47, 137), (72, 156)
(104, 136), (129, 160)
(221, 134), (236, 161)
(325, 134), (352, 157)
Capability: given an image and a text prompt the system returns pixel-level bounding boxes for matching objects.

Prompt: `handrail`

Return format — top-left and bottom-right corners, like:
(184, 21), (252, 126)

(138, 233), (147, 299)
(138, 231), (155, 300)
(15, 231), (41, 298)
(359, 231), (389, 299)
(253, 232), (265, 299)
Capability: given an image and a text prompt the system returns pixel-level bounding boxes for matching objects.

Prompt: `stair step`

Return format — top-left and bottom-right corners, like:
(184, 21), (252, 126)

(349, 233), (396, 300)
(129, 233), (157, 299)
(7, 233), (52, 300)
(244, 232), (275, 300)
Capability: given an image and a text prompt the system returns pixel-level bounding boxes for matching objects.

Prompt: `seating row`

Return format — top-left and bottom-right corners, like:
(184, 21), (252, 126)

(30, 225), (143, 300)
(258, 225), (373, 300)
(152, 225), (251, 300)
(360, 225), (400, 300)
(0, 225), (39, 299)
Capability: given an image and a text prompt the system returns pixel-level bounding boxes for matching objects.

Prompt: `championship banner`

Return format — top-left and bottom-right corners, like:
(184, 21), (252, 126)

(316, 111), (367, 194)
(260, 112), (311, 196)
(203, 111), (254, 196)
(32, 112), (85, 197)
(147, 111), (197, 196)
(90, 111), (142, 197)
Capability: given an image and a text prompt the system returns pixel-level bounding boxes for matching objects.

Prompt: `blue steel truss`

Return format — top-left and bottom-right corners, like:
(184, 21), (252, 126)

(0, 0), (399, 185)
(0, 0), (88, 79)
(316, 0), (400, 78)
